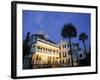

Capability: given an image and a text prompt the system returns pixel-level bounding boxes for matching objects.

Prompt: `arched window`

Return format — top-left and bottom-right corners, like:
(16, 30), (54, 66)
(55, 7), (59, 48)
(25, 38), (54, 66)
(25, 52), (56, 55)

(53, 50), (55, 53)
(43, 47), (45, 50)
(59, 52), (61, 58)
(40, 47), (43, 50)
(63, 60), (64, 63)
(63, 52), (65, 57)
(36, 55), (38, 60)
(59, 46), (61, 49)
(32, 45), (35, 48)
(37, 46), (40, 49)
(65, 52), (67, 57)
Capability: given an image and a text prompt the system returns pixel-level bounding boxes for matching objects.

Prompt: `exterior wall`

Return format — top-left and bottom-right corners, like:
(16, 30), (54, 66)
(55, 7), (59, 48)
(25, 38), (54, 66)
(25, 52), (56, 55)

(59, 41), (71, 66)
(78, 50), (86, 60)
(29, 35), (71, 66)
(31, 40), (59, 64)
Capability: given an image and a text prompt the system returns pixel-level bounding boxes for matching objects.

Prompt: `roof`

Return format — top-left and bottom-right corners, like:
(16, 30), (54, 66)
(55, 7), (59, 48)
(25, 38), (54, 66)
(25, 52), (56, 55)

(30, 34), (57, 44)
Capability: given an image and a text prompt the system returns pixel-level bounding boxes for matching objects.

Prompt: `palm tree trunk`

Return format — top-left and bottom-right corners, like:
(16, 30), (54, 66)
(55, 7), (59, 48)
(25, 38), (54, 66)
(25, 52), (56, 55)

(68, 37), (73, 66)
(83, 40), (87, 56)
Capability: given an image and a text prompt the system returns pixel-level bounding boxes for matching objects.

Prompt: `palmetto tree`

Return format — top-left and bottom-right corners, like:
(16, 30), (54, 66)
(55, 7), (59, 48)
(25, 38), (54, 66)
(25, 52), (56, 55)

(61, 23), (77, 66)
(79, 32), (88, 56)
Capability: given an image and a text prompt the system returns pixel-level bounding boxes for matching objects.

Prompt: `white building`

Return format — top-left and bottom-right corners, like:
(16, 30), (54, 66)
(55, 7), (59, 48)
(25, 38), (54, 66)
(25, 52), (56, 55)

(59, 41), (71, 66)
(30, 34), (59, 65)
(26, 34), (71, 67)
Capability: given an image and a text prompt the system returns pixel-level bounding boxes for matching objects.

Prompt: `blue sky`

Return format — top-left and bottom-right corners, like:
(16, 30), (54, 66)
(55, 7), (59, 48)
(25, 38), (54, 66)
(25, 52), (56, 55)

(23, 10), (91, 50)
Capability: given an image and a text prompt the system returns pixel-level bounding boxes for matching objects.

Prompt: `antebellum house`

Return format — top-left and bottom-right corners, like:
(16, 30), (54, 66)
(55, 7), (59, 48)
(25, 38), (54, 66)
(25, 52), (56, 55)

(30, 34), (59, 65)
(23, 33), (71, 69)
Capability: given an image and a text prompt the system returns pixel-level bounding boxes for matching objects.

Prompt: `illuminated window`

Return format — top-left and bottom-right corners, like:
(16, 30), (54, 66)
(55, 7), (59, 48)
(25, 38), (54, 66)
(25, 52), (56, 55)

(68, 58), (70, 63)
(50, 57), (51, 61)
(66, 59), (67, 63)
(60, 60), (61, 63)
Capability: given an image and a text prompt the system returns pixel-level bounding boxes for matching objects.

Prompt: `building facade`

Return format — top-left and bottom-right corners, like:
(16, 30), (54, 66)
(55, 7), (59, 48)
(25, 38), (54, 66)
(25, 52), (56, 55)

(23, 34), (72, 68)
(30, 34), (59, 65)
(59, 41), (71, 66)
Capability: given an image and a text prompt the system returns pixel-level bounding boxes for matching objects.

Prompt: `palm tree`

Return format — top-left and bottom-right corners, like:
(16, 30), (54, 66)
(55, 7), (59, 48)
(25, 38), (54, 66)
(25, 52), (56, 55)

(79, 32), (88, 56)
(61, 23), (77, 66)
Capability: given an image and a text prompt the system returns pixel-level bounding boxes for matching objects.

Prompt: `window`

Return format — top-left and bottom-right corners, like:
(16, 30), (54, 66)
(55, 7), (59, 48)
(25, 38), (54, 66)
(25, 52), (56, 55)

(64, 44), (66, 48)
(34, 37), (37, 40)
(53, 57), (55, 62)
(53, 50), (55, 53)
(32, 45), (35, 48)
(48, 49), (51, 52)
(63, 60), (64, 63)
(37, 46), (40, 49)
(43, 47), (45, 50)
(36, 55), (38, 60)
(63, 52), (65, 57)
(49, 49), (52, 52)
(59, 46), (61, 49)
(38, 56), (41, 60)
(59, 52), (61, 58)
(80, 54), (82, 57)
(68, 51), (71, 55)
(65, 52), (67, 57)
(40, 47), (43, 50)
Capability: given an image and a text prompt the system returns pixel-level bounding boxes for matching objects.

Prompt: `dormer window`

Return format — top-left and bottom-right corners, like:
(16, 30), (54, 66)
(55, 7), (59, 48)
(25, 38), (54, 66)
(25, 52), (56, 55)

(34, 37), (37, 40)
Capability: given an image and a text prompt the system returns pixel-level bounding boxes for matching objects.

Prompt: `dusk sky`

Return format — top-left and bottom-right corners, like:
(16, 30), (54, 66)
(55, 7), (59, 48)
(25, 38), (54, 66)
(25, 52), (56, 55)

(23, 10), (91, 50)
